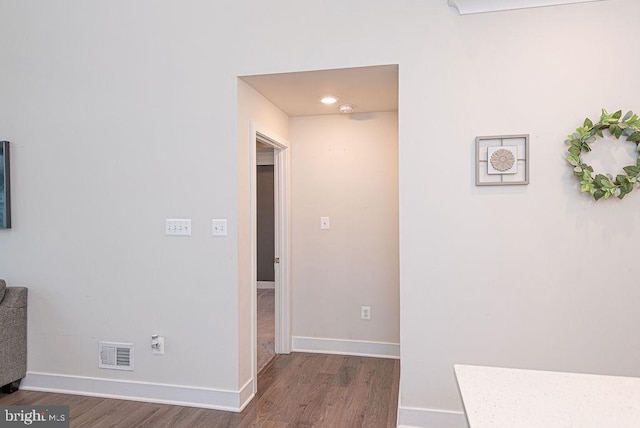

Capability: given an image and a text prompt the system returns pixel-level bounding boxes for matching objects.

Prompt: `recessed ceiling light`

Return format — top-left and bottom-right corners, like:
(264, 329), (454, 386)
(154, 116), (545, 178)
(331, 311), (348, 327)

(339, 104), (355, 114)
(320, 96), (339, 105)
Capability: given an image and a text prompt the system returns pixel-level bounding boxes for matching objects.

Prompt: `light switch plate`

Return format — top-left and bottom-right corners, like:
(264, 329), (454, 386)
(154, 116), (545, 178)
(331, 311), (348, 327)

(165, 219), (192, 236)
(320, 217), (330, 230)
(212, 219), (228, 237)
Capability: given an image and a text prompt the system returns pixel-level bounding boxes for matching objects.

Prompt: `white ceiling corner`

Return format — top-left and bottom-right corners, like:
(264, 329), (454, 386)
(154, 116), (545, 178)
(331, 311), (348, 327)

(447, 0), (605, 15)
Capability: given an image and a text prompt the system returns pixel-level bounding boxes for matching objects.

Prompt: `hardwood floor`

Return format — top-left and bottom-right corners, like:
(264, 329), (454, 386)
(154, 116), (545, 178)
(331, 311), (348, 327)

(0, 352), (400, 427)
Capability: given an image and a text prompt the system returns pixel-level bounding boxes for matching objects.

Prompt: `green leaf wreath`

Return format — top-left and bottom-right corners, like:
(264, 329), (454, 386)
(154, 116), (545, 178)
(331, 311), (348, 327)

(566, 109), (640, 200)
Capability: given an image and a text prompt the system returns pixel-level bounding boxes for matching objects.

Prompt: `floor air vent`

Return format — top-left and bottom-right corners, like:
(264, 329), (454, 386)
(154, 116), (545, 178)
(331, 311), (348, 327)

(99, 342), (134, 371)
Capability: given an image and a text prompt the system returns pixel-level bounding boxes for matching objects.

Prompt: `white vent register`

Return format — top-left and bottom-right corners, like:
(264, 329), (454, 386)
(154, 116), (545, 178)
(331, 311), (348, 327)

(99, 342), (134, 371)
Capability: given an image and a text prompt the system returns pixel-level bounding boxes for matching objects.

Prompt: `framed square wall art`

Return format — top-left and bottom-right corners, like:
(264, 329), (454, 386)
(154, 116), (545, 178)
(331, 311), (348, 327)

(476, 134), (529, 186)
(0, 141), (11, 228)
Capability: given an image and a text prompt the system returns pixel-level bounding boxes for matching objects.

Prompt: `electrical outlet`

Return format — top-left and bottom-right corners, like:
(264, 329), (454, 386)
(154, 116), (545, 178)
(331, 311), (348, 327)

(153, 337), (165, 355)
(361, 306), (371, 320)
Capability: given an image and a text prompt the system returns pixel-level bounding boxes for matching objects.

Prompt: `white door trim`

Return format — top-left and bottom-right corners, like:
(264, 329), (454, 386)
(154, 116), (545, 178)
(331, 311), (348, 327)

(250, 122), (292, 394)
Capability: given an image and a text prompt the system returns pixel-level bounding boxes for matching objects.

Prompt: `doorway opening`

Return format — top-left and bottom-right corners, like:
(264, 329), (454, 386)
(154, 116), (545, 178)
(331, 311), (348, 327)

(250, 126), (291, 392)
(256, 141), (275, 373)
(241, 64), (399, 399)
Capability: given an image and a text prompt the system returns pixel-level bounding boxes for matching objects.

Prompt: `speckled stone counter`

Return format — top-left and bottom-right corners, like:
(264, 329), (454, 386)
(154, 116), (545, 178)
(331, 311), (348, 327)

(454, 364), (640, 428)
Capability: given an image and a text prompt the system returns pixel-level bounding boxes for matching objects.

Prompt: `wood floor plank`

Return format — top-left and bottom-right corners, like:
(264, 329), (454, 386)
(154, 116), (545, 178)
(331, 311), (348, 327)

(320, 354), (345, 375)
(361, 358), (396, 427)
(0, 353), (400, 427)
(289, 372), (334, 426)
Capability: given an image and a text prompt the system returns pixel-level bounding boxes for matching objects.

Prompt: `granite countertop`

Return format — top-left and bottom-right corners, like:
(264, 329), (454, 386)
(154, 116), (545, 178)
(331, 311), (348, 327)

(454, 364), (640, 428)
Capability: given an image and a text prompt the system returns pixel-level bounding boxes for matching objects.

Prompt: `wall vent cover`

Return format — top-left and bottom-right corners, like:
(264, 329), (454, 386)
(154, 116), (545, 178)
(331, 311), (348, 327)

(98, 342), (134, 371)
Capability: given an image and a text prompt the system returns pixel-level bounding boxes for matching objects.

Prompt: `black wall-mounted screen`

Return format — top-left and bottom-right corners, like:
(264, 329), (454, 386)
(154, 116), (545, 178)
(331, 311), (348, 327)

(0, 141), (11, 229)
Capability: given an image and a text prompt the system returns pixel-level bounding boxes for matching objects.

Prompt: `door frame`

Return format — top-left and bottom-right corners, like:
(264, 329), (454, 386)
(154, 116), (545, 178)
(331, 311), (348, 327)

(250, 121), (292, 392)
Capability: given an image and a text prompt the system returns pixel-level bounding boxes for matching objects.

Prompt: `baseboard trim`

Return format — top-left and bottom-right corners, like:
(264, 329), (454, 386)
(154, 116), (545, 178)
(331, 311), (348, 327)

(292, 336), (399, 359)
(257, 281), (275, 290)
(397, 405), (467, 428)
(238, 378), (255, 411)
(20, 372), (251, 412)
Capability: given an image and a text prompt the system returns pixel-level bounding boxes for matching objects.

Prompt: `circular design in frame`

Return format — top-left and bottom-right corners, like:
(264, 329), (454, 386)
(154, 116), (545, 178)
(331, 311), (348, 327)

(490, 148), (516, 172)
(487, 146), (518, 175)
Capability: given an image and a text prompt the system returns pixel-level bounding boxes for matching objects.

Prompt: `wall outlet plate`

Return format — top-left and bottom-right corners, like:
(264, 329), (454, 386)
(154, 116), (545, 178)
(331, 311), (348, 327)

(361, 306), (371, 320)
(153, 337), (165, 355)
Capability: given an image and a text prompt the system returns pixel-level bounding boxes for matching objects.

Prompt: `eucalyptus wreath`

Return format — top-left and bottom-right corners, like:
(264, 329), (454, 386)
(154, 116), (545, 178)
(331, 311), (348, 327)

(566, 109), (640, 200)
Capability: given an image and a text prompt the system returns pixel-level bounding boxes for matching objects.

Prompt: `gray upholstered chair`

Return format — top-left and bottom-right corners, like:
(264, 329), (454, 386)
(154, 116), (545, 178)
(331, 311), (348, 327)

(0, 279), (27, 393)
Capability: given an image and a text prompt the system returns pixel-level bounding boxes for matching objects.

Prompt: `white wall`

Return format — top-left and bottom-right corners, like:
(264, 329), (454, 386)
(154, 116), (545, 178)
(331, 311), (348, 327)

(290, 113), (399, 354)
(398, 2), (640, 424)
(1, 0), (640, 425)
(0, 0), (243, 401)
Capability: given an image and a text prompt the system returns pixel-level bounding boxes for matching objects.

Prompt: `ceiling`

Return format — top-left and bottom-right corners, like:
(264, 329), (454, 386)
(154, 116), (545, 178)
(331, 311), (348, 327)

(448, 0), (605, 14)
(240, 65), (398, 117)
